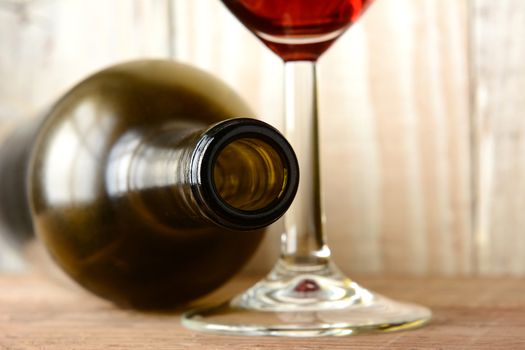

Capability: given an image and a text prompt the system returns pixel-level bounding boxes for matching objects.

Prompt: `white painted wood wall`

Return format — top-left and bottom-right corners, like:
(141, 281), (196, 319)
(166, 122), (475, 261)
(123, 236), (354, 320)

(1, 0), (524, 276)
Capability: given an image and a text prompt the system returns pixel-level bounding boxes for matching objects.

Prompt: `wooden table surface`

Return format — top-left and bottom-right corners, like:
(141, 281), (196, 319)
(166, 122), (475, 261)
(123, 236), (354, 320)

(0, 272), (524, 349)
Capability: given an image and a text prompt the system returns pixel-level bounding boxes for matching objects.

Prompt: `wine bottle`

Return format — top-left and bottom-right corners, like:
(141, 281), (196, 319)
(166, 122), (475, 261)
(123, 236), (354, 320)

(0, 60), (299, 309)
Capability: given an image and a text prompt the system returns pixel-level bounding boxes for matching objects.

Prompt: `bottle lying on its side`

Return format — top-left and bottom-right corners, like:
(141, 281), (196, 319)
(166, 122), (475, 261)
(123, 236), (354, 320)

(0, 60), (299, 310)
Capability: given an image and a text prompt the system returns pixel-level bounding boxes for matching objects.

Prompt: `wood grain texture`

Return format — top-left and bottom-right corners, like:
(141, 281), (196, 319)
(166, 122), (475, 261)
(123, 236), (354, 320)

(0, 0), (171, 122)
(471, 0), (525, 275)
(172, 0), (472, 276)
(323, 0), (471, 276)
(1, 272), (525, 349)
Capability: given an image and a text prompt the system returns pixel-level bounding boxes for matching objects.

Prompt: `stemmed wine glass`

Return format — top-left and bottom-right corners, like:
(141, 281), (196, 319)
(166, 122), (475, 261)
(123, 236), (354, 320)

(182, 0), (431, 336)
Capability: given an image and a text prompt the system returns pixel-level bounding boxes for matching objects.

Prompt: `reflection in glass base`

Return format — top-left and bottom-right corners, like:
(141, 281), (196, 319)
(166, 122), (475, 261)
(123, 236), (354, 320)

(182, 260), (431, 337)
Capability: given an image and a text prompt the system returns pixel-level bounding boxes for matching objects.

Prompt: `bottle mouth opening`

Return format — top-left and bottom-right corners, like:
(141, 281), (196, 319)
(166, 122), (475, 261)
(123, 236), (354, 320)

(193, 118), (299, 230)
(213, 137), (288, 212)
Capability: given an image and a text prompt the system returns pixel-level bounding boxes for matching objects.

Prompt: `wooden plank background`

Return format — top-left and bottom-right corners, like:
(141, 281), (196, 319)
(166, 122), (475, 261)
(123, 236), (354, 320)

(471, 0), (525, 275)
(0, 0), (524, 277)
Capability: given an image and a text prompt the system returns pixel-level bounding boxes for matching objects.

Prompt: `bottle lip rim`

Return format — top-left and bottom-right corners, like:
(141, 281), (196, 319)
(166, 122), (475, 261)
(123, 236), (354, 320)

(191, 118), (299, 231)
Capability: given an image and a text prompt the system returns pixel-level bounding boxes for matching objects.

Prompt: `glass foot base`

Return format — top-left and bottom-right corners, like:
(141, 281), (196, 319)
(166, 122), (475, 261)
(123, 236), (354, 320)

(182, 261), (431, 337)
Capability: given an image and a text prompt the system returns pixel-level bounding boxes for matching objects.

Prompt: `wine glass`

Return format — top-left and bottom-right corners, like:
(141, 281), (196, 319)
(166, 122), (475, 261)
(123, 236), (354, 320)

(182, 0), (431, 336)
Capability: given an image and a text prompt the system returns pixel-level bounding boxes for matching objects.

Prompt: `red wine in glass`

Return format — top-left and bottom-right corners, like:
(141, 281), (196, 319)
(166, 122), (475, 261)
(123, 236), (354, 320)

(222, 0), (373, 61)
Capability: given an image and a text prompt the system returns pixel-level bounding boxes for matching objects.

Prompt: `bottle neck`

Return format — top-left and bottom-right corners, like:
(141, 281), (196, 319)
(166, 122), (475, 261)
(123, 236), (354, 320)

(114, 118), (299, 231)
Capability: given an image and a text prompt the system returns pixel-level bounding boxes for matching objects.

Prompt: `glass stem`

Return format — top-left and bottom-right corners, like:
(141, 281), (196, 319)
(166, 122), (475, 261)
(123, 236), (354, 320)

(282, 61), (330, 268)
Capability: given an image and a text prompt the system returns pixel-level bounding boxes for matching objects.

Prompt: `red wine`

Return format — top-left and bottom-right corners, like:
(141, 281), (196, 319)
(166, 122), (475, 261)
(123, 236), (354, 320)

(222, 0), (373, 61)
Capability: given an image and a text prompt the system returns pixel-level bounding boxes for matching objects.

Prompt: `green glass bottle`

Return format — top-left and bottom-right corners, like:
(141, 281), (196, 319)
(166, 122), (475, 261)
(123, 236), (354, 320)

(1, 60), (299, 309)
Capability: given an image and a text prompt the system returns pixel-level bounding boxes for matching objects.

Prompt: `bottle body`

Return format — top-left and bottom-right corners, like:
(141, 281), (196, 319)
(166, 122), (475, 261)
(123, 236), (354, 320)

(21, 60), (298, 309)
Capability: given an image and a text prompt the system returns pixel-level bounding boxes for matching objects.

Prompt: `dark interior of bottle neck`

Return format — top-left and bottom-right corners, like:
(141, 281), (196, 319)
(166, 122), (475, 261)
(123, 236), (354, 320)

(212, 137), (287, 212)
